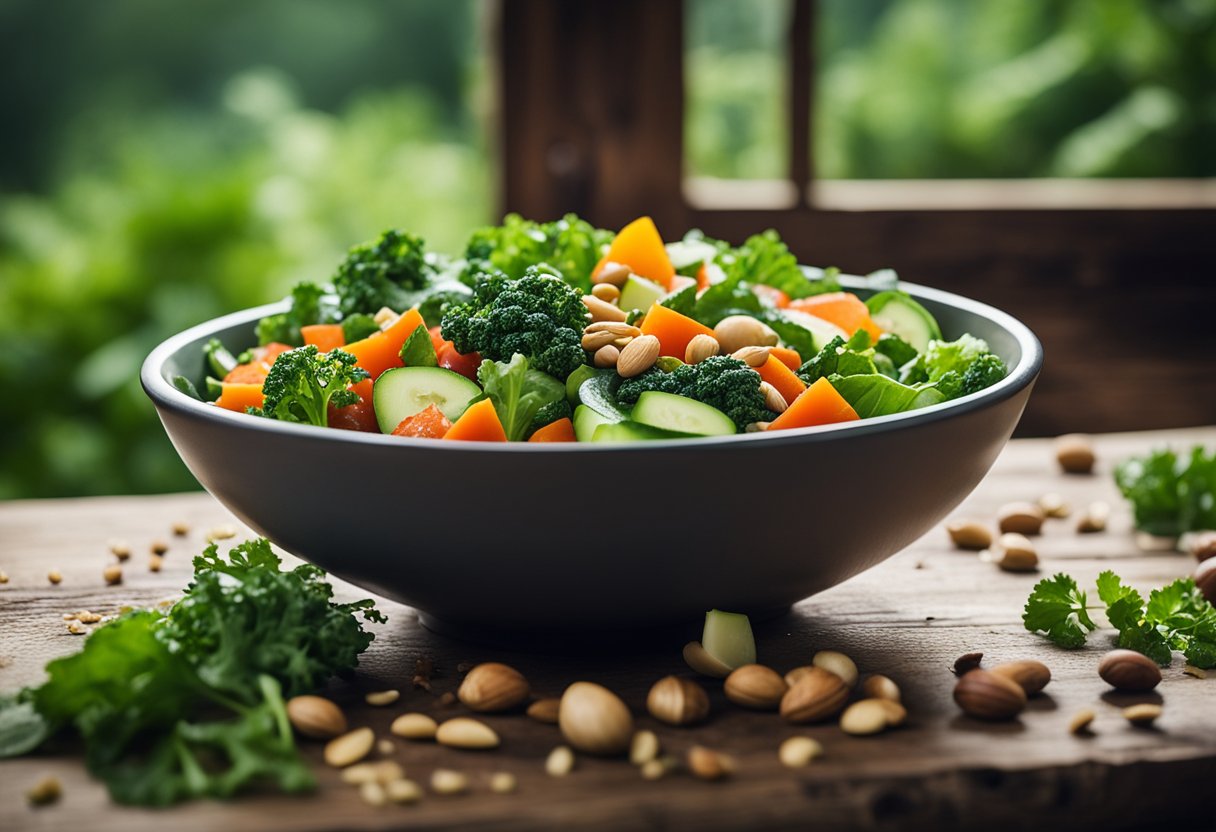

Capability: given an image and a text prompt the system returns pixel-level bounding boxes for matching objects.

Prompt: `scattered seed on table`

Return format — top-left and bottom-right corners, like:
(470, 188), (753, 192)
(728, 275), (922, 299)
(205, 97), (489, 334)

(386, 778), (423, 804)
(67, 621), (86, 635)
(365, 689), (400, 707)
(0, 569), (8, 584)
(489, 771), (517, 794)
(377, 738), (396, 756)
(438, 691), (457, 707)
(431, 769), (469, 796)
(1183, 665), (1206, 679)
(171, 521), (190, 536)
(47, 569), (62, 585)
(150, 540), (169, 555)
(206, 525), (237, 541)
(103, 565), (123, 586)
(25, 775), (61, 806)
(1068, 709), (1095, 735)
(359, 781), (387, 807)
(108, 540), (131, 560)
(149, 553), (164, 572)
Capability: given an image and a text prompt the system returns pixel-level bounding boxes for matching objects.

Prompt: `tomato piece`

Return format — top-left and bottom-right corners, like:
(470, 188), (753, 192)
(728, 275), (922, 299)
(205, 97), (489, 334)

(328, 400), (379, 433)
(391, 403), (452, 439)
(438, 344), (482, 381)
(428, 326), (448, 354)
(752, 284), (790, 309)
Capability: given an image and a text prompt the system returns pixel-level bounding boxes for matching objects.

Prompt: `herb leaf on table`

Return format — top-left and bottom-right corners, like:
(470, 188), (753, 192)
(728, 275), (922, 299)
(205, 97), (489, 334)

(1022, 573), (1097, 649)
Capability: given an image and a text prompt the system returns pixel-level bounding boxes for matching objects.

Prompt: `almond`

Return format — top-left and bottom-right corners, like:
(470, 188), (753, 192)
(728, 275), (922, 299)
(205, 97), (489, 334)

(629, 729), (660, 766)
(458, 662), (530, 712)
(779, 667), (849, 723)
(616, 334), (661, 378)
(1098, 649), (1161, 692)
(687, 745), (735, 781)
(1190, 531), (1216, 563)
(759, 381), (788, 413)
(995, 533), (1038, 572)
(953, 652), (983, 675)
(1055, 433), (1095, 474)
(1069, 709), (1096, 734)
(646, 675), (709, 726)
(559, 681), (633, 756)
(1123, 703), (1162, 727)
(324, 727), (375, 767)
(591, 283), (621, 303)
(731, 346), (771, 367)
(684, 333), (720, 364)
(527, 697), (561, 724)
(812, 650), (858, 687)
(1076, 501), (1110, 533)
(990, 660), (1051, 695)
(724, 664), (788, 710)
(861, 674), (901, 703)
(997, 502), (1045, 535)
(840, 698), (893, 736)
(683, 640), (732, 678)
(436, 717), (500, 750)
(287, 695), (348, 739)
(592, 262), (631, 287)
(713, 315), (778, 354)
(778, 736), (823, 768)
(946, 519), (993, 550)
(594, 345), (620, 368)
(952, 669), (1026, 721)
(390, 712), (437, 740)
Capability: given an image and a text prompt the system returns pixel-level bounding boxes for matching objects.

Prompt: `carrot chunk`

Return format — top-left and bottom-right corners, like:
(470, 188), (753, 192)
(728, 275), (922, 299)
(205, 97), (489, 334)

(767, 377), (860, 431)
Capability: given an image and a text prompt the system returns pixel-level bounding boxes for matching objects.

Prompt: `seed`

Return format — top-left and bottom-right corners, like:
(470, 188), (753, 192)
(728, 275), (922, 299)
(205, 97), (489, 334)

(593, 262), (631, 287)
(109, 540), (132, 560)
(640, 758), (670, 780)
(759, 381), (788, 413)
(1076, 501), (1110, 533)
(616, 334), (661, 378)
(581, 330), (618, 351)
(458, 662), (531, 712)
(435, 717), (500, 750)
(591, 283), (621, 303)
(946, 520), (994, 550)
(365, 689), (400, 707)
(629, 730), (660, 766)
(48, 569), (62, 585)
(77, 611), (102, 623)
(150, 540), (169, 555)
(342, 761), (404, 785)
(745, 421), (770, 433)
(584, 321), (641, 336)
(997, 502), (1045, 535)
(1055, 433), (1096, 474)
(324, 727), (375, 767)
(1069, 709), (1096, 734)
(287, 695), (347, 739)
(731, 346), (771, 367)
(594, 345), (620, 368)
(431, 768), (469, 795)
(1122, 703), (1163, 727)
(724, 664), (788, 710)
(103, 564), (123, 585)
(990, 660), (1052, 696)
(778, 736), (823, 768)
(583, 294), (628, 323)
(527, 698), (561, 724)
(840, 699), (892, 736)
(0, 569), (8, 584)
(683, 641), (733, 678)
(1038, 492), (1071, 518)
(877, 699), (908, 727)
(954, 652), (983, 675)
(558, 682), (633, 756)
(25, 775), (61, 806)
(687, 745), (734, 781)
(995, 533), (1038, 572)
(149, 553), (164, 572)
(812, 650), (858, 687)
(391, 712), (438, 740)
(438, 691), (458, 707)
(489, 771), (517, 794)
(646, 675), (710, 726)
(206, 524), (237, 541)
(546, 745), (575, 777)
(377, 738), (396, 756)
(171, 521), (190, 536)
(861, 674), (901, 703)
(713, 315), (779, 354)
(684, 333), (721, 364)
(67, 621), (86, 635)
(612, 336), (633, 348)
(386, 778), (423, 804)
(1184, 664), (1207, 679)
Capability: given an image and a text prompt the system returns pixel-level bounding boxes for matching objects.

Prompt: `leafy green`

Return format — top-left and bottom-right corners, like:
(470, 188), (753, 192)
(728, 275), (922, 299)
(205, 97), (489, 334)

(251, 345), (368, 427)
(172, 375), (202, 400)
(340, 313), (379, 344)
(876, 333), (919, 368)
(828, 373), (944, 418)
(658, 282), (698, 317)
(1022, 573), (1097, 649)
(477, 354), (567, 442)
(796, 335), (878, 385)
(718, 231), (840, 300)
(203, 338), (239, 378)
(1096, 570), (1172, 665)
(0, 697), (48, 758)
(616, 355), (776, 431)
(399, 325), (438, 367)
(255, 282), (330, 347)
(900, 333), (1007, 400)
(1115, 446), (1216, 537)
(462, 213), (611, 293)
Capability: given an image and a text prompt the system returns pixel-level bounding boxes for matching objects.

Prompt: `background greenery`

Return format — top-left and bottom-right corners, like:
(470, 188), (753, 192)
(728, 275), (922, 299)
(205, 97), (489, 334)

(2, 0), (1212, 498)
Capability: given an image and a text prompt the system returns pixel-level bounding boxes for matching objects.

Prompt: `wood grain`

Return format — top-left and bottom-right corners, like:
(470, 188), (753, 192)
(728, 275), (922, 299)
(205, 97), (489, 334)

(2, 428), (1215, 831)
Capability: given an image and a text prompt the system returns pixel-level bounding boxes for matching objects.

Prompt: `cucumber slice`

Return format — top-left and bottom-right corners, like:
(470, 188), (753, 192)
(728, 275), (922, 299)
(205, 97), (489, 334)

(666, 238), (720, 275)
(865, 291), (942, 353)
(778, 309), (849, 353)
(618, 275), (666, 314)
(373, 366), (481, 433)
(565, 365), (598, 404)
(632, 391), (735, 437)
(577, 373), (631, 421)
(591, 421), (696, 443)
(701, 609), (755, 670)
(573, 404), (613, 442)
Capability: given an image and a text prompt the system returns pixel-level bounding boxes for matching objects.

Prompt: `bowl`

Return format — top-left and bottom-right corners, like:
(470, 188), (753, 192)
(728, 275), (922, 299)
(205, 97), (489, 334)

(142, 276), (1041, 637)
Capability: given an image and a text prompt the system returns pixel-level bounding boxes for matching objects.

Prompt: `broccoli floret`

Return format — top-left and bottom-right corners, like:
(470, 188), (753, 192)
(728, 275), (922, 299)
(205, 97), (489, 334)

(251, 346), (369, 428)
(332, 229), (430, 317)
(900, 334), (1007, 399)
(440, 268), (590, 378)
(530, 399), (572, 437)
(617, 355), (776, 431)
(255, 281), (329, 346)
(960, 352), (1007, 396)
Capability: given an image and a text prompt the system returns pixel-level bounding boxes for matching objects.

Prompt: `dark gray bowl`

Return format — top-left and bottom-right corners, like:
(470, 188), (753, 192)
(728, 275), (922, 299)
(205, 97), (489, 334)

(142, 277), (1041, 636)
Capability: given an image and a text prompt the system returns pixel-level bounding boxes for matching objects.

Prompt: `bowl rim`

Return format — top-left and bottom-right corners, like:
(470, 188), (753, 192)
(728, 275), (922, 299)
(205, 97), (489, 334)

(142, 275), (1042, 452)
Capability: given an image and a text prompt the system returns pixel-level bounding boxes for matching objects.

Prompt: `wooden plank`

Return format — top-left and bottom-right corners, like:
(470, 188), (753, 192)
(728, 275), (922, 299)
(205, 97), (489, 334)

(2, 427), (1214, 831)
(787, 0), (813, 201)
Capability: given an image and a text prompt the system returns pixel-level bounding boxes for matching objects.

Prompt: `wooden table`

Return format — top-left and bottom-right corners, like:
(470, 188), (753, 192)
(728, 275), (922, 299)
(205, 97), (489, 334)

(3, 428), (1215, 831)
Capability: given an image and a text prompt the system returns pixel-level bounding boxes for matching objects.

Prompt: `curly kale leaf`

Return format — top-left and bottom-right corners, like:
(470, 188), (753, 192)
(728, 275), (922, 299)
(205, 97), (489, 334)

(332, 229), (431, 317)
(253, 345), (369, 427)
(462, 213), (611, 293)
(718, 230), (840, 300)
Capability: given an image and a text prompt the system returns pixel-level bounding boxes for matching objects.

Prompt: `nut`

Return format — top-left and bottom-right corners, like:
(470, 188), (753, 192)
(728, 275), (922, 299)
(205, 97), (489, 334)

(724, 664), (788, 710)
(1056, 433), (1096, 474)
(1076, 501), (1110, 533)
(582, 330), (618, 351)
(206, 524), (236, 541)
(861, 674), (901, 702)
(591, 283), (621, 303)
(779, 667), (849, 723)
(683, 641), (732, 678)
(149, 553), (164, 572)
(713, 315), (779, 353)
(778, 736), (823, 768)
(458, 662), (531, 712)
(110, 540), (132, 560)
(0, 569), (8, 584)
(731, 346), (771, 367)
(593, 261), (631, 287)
(103, 564), (123, 585)
(559, 681), (633, 755)
(954, 652), (983, 675)
(646, 675), (710, 726)
(527, 697), (561, 724)
(1183, 664), (1206, 679)
(171, 520), (190, 536)
(390, 712), (438, 740)
(67, 621), (86, 635)
(594, 345), (620, 368)
(585, 321), (642, 336)
(990, 660), (1051, 695)
(759, 381), (788, 413)
(365, 689), (400, 707)
(583, 294), (628, 323)
(430, 768), (469, 795)
(629, 729), (660, 766)
(684, 333), (721, 364)
(150, 539), (169, 555)
(1122, 703), (1163, 727)
(1069, 709), (1096, 734)
(25, 775), (62, 806)
(286, 695), (348, 739)
(877, 698), (908, 727)
(324, 727), (375, 767)
(997, 502), (1045, 535)
(952, 669), (1027, 721)
(995, 533), (1038, 572)
(812, 650), (859, 687)
(640, 756), (676, 780)
(1190, 531), (1216, 562)
(946, 520), (993, 550)
(1196, 558), (1216, 604)
(342, 760), (404, 785)
(436, 717), (500, 750)
(377, 738), (396, 756)
(489, 771), (517, 794)
(545, 745), (575, 777)
(616, 334), (661, 378)
(48, 569), (62, 585)
(783, 665), (814, 688)
(840, 698), (895, 736)
(1038, 492), (1071, 518)
(1098, 649), (1161, 692)
(374, 306), (400, 327)
(745, 421), (770, 433)
(687, 745), (735, 781)
(386, 778), (423, 804)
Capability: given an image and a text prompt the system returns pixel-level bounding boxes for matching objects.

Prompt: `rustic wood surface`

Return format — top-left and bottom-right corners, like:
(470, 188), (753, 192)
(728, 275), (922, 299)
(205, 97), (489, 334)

(2, 428), (1215, 831)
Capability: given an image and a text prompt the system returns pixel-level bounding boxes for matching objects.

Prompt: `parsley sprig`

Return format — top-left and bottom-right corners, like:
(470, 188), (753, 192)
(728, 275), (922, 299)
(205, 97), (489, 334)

(1023, 570), (1216, 668)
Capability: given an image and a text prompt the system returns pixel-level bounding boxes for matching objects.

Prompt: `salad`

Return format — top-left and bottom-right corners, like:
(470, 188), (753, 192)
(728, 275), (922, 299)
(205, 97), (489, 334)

(180, 215), (1008, 442)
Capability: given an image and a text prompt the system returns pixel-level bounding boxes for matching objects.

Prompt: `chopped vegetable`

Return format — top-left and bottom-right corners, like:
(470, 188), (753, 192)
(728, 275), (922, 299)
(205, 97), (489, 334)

(528, 417), (577, 443)
(343, 308), (426, 380)
(477, 354), (567, 442)
(398, 325), (439, 367)
(332, 229), (430, 318)
(701, 610), (756, 670)
(767, 377), (860, 431)
(251, 346), (368, 427)
(756, 355), (806, 406)
(255, 281), (330, 347)
(789, 292), (882, 341)
(215, 382), (265, 413)
(443, 397), (508, 442)
(616, 356), (776, 432)
(300, 324), (346, 353)
(464, 213), (611, 292)
(391, 403), (452, 439)
(638, 303), (717, 359)
(900, 334), (1007, 401)
(594, 216), (674, 289)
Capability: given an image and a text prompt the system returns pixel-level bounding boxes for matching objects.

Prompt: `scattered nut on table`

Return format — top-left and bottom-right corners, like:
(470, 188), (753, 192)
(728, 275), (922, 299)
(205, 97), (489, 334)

(946, 519), (994, 550)
(1055, 433), (1096, 474)
(953, 669), (1026, 721)
(1098, 650), (1161, 692)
